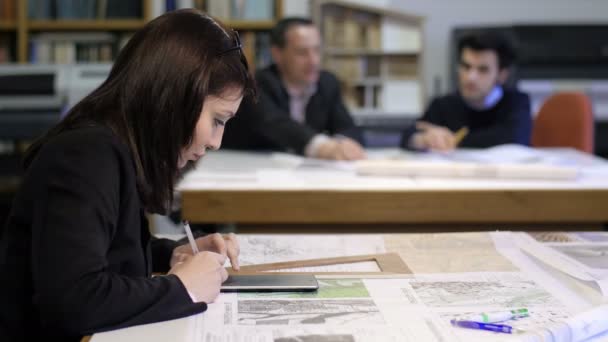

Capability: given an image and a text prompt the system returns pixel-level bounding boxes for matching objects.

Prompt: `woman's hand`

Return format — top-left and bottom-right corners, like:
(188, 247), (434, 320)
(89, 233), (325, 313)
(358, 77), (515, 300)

(168, 251), (228, 303)
(171, 233), (240, 270)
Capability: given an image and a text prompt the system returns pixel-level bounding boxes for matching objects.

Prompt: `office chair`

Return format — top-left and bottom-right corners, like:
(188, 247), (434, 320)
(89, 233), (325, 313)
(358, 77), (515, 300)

(531, 92), (594, 153)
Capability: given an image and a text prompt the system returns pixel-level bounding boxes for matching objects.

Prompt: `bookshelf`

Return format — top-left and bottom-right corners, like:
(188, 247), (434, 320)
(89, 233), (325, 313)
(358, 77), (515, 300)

(1, 0), (283, 68)
(197, 0), (283, 72)
(0, 0), (151, 64)
(0, 21), (16, 30)
(312, 0), (425, 121)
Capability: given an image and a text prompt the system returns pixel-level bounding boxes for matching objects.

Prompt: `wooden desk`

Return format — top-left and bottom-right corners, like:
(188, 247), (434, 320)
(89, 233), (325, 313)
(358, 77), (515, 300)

(179, 149), (608, 229)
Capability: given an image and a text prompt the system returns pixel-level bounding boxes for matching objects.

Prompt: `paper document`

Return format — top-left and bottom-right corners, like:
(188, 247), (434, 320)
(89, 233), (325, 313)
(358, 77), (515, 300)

(233, 234), (386, 267)
(443, 144), (547, 164)
(356, 160), (578, 180)
(519, 305), (608, 342)
(514, 233), (608, 296)
(91, 273), (577, 342)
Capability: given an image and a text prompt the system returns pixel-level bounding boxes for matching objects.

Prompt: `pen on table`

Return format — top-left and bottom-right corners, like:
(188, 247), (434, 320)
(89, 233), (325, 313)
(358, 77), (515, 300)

(453, 126), (469, 146)
(450, 319), (517, 334)
(461, 308), (529, 323)
(182, 220), (199, 254)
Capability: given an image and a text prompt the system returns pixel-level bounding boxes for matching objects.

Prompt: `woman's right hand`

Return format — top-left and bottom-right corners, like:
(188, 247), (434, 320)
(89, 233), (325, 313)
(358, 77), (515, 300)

(168, 251), (228, 304)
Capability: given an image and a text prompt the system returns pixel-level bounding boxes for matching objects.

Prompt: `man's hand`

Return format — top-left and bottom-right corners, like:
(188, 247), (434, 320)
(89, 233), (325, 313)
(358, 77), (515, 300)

(336, 137), (366, 160)
(411, 121), (457, 151)
(316, 138), (366, 160)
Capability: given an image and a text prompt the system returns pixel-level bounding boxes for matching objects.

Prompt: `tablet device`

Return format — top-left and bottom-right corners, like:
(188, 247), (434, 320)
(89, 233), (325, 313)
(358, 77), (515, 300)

(220, 274), (319, 292)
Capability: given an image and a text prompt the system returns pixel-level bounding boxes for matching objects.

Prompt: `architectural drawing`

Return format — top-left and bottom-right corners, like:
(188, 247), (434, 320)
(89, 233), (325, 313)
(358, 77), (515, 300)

(274, 334), (355, 342)
(575, 232), (608, 242)
(385, 233), (517, 273)
(237, 234), (386, 266)
(403, 273), (564, 308)
(271, 326), (411, 342)
(528, 232), (579, 243)
(237, 299), (384, 326)
(199, 326), (412, 342)
(550, 244), (608, 269)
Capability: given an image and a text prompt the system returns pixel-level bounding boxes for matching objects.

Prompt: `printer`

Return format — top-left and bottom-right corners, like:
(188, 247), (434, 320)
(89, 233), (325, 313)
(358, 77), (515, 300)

(0, 63), (111, 139)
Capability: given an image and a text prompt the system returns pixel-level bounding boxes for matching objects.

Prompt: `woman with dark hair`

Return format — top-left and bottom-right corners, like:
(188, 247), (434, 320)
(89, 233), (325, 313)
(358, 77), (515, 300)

(0, 9), (255, 341)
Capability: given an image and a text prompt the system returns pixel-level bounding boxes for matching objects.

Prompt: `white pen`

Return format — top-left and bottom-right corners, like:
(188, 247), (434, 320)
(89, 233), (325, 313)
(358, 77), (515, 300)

(182, 220), (199, 254)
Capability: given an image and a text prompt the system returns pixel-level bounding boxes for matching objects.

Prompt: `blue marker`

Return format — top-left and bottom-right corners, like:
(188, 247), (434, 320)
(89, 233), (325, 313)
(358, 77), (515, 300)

(450, 319), (514, 334)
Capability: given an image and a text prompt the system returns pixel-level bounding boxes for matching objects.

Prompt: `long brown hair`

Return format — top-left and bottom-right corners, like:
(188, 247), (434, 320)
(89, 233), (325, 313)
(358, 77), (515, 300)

(24, 9), (256, 213)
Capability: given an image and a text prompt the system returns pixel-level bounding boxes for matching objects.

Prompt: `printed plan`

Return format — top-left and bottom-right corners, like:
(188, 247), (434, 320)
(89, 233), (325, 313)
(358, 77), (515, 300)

(91, 231), (608, 342)
(186, 273), (571, 342)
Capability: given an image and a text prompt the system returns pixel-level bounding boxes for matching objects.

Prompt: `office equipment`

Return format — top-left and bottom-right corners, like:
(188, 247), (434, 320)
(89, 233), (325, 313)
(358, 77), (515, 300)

(531, 92), (594, 153)
(450, 319), (515, 334)
(453, 126), (469, 146)
(182, 220), (199, 254)
(460, 308), (529, 323)
(0, 64), (113, 137)
(220, 274), (319, 292)
(232, 253), (411, 275)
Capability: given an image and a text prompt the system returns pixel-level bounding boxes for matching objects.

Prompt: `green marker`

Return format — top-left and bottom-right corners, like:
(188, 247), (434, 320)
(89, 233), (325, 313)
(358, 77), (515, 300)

(461, 308), (529, 323)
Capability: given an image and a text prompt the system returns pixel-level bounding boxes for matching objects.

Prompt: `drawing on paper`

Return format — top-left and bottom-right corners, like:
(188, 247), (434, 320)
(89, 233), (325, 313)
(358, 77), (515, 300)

(405, 279), (562, 308)
(238, 279), (371, 299)
(237, 299), (384, 325)
(237, 235), (385, 266)
(551, 244), (608, 269)
(528, 232), (578, 243)
(268, 326), (413, 342)
(574, 232), (608, 243)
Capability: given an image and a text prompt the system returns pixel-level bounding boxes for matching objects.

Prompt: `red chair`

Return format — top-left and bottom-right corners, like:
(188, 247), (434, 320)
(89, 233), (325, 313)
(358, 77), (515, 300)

(531, 92), (594, 153)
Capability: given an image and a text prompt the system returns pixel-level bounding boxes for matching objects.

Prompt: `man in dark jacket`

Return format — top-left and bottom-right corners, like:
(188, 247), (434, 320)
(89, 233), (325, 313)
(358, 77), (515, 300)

(223, 17), (365, 160)
(401, 32), (531, 151)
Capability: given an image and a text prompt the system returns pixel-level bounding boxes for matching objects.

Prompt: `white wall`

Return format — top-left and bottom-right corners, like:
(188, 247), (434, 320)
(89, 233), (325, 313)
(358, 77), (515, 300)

(389, 0), (608, 100)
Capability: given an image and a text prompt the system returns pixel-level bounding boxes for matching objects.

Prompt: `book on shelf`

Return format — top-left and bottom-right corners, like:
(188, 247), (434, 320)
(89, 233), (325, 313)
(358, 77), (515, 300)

(27, 0), (53, 19)
(0, 36), (12, 63)
(380, 17), (421, 53)
(29, 32), (129, 64)
(27, 0), (143, 20)
(105, 0), (143, 19)
(56, 0), (96, 19)
(231, 0), (273, 20)
(238, 31), (272, 72)
(322, 12), (380, 50)
(205, 0), (274, 21)
(0, 0), (16, 20)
